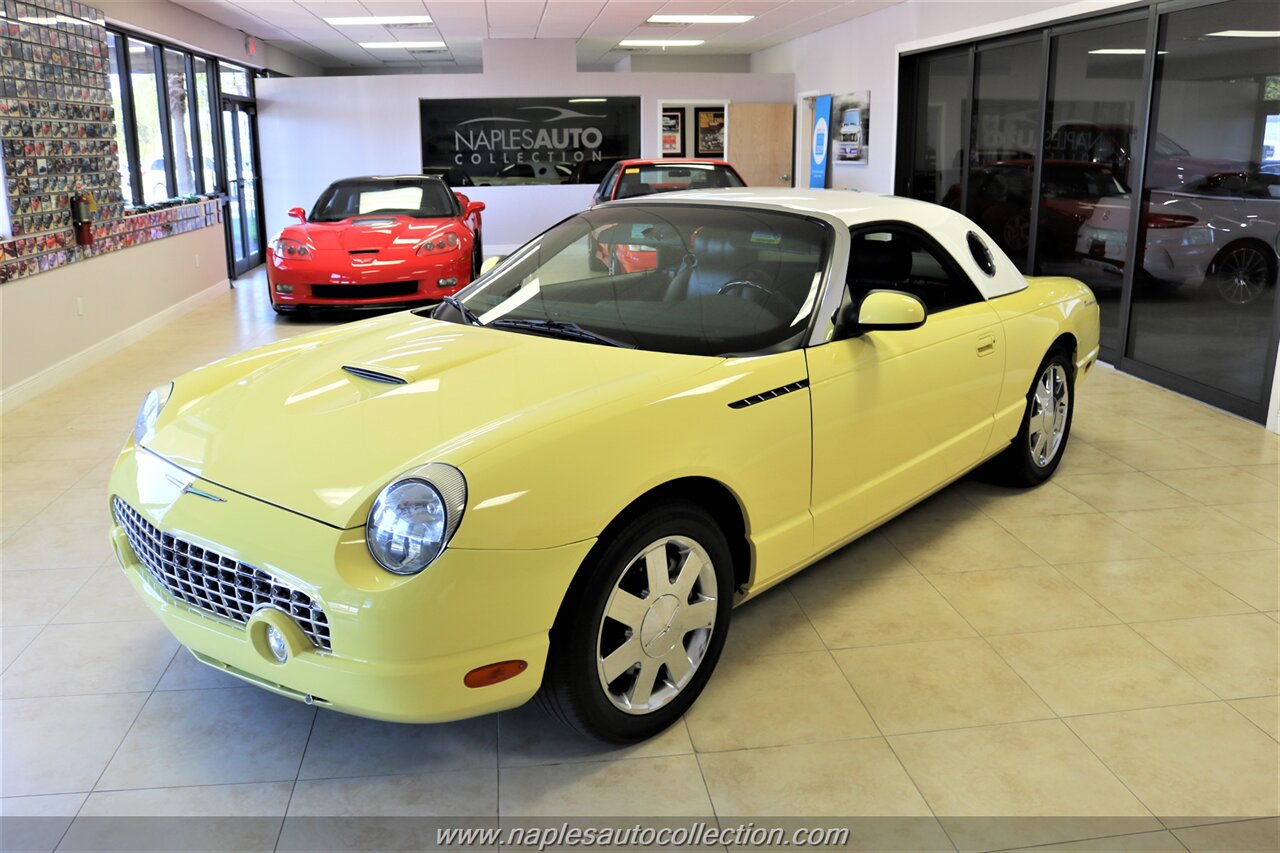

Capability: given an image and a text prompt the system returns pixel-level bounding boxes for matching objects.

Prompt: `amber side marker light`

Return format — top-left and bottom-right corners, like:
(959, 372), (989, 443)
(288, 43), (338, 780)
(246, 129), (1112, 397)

(464, 660), (528, 688)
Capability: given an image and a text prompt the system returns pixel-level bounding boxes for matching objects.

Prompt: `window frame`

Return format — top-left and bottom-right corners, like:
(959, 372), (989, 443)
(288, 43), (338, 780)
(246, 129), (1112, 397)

(844, 221), (986, 317)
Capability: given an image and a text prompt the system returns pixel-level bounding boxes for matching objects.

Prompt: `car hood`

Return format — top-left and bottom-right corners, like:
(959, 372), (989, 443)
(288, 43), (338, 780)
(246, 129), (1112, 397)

(291, 216), (458, 253)
(143, 312), (718, 528)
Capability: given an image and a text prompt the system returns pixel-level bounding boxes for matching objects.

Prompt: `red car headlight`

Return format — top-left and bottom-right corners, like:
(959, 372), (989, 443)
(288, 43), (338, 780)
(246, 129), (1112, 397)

(271, 237), (313, 260)
(416, 231), (461, 256)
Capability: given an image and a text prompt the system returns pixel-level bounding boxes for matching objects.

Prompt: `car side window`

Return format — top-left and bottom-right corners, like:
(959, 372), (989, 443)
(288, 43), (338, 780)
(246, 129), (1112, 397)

(846, 225), (984, 314)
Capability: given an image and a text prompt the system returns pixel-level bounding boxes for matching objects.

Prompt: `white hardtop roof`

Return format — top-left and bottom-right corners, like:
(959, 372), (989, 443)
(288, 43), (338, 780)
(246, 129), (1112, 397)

(613, 188), (1028, 300)
(628, 188), (961, 230)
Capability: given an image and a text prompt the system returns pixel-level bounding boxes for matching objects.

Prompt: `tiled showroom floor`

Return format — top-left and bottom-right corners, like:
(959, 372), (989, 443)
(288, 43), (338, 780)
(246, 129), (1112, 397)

(2, 271), (1278, 852)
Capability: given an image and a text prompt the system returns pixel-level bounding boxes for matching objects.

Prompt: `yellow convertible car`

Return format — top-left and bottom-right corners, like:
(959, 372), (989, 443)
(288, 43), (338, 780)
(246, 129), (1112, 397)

(109, 189), (1099, 742)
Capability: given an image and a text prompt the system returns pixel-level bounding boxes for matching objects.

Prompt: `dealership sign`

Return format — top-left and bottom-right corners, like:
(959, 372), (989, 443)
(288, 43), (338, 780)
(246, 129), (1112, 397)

(420, 97), (640, 182)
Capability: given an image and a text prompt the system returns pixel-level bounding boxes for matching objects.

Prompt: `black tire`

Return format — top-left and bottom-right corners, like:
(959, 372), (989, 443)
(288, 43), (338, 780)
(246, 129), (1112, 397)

(471, 232), (484, 280)
(1208, 242), (1275, 305)
(535, 501), (734, 743)
(992, 346), (1075, 486)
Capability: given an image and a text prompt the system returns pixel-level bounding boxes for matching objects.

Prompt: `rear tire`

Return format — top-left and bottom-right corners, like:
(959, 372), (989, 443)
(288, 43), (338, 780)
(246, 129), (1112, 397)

(992, 346), (1075, 486)
(535, 502), (733, 743)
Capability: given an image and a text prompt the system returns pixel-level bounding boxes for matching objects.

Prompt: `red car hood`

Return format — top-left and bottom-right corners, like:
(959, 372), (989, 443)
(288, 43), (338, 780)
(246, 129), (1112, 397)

(286, 216), (459, 254)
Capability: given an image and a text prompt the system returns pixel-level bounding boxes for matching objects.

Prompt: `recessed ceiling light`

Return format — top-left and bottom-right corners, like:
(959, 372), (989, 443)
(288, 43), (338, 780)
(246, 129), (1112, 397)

(1206, 30), (1280, 37)
(618, 39), (705, 47)
(359, 41), (446, 50)
(646, 15), (754, 24)
(326, 15), (433, 26)
(1088, 48), (1168, 54)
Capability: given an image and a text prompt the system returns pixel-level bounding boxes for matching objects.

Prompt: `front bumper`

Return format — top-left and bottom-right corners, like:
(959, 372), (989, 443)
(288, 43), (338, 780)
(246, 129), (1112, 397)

(267, 252), (471, 309)
(108, 445), (593, 723)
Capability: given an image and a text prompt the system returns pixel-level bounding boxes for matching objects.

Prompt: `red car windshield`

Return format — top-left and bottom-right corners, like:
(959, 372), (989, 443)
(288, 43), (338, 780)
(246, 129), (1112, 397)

(614, 164), (744, 200)
(310, 179), (458, 222)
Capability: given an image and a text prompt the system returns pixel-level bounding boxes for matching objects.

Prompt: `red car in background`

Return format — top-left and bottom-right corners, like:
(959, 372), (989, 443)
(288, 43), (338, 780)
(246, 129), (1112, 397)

(589, 159), (747, 272)
(267, 175), (484, 315)
(591, 158), (746, 205)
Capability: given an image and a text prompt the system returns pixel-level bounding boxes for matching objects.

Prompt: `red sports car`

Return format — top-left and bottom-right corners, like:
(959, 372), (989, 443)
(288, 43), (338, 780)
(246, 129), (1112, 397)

(589, 159), (747, 273)
(267, 175), (485, 314)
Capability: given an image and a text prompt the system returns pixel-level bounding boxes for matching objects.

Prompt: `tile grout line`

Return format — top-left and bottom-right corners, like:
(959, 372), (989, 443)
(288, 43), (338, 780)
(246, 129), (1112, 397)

(271, 703), (319, 851)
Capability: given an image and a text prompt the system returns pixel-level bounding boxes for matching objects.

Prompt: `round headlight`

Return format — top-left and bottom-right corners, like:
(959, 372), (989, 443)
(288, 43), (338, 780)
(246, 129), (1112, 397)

(133, 382), (174, 445)
(366, 464), (466, 575)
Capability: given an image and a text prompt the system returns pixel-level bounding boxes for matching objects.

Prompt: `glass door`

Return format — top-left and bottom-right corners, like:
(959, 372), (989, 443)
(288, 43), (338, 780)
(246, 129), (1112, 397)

(221, 99), (263, 276)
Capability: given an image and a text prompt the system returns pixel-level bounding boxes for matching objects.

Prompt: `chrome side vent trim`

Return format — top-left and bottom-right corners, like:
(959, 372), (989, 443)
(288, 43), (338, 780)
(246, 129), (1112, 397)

(728, 379), (810, 410)
(343, 366), (408, 385)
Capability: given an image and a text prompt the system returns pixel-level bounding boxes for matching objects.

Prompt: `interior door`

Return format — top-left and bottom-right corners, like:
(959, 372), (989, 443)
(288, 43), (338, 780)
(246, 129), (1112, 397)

(807, 227), (1006, 550)
(726, 103), (795, 187)
(221, 100), (264, 276)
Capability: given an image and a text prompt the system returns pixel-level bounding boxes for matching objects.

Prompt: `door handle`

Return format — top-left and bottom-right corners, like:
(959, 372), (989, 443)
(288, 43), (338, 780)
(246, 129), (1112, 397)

(977, 334), (997, 357)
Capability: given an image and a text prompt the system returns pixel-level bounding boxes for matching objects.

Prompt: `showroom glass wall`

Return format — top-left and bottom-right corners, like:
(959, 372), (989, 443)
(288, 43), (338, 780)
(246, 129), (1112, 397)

(896, 0), (1280, 423)
(104, 27), (267, 279)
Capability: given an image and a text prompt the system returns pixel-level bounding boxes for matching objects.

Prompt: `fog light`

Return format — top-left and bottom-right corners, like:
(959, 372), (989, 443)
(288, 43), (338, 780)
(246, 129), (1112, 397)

(266, 625), (288, 662)
(274, 283), (293, 294)
(439, 277), (458, 288)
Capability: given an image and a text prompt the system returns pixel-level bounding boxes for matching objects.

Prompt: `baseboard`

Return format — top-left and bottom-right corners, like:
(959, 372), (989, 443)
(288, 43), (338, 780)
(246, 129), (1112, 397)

(0, 279), (230, 414)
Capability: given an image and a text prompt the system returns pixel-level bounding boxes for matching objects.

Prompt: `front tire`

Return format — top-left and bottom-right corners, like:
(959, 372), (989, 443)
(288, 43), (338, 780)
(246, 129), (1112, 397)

(536, 502), (733, 743)
(994, 347), (1075, 486)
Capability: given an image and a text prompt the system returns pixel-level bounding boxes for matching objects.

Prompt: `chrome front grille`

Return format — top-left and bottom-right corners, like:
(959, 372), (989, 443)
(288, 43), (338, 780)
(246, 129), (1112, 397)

(112, 497), (332, 651)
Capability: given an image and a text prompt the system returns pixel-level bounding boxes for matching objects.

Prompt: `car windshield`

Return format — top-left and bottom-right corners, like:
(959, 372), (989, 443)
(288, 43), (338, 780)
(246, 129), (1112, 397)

(614, 164), (745, 199)
(438, 204), (832, 357)
(310, 179), (457, 222)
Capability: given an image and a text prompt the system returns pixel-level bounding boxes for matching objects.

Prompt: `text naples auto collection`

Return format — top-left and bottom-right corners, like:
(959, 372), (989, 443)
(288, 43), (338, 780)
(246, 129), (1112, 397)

(452, 125), (607, 165)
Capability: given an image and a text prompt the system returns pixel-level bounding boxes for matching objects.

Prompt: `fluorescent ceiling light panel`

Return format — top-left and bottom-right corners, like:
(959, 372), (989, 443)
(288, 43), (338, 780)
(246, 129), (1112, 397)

(647, 14), (754, 24)
(326, 15), (433, 26)
(569, 98), (607, 103)
(1206, 30), (1280, 37)
(1088, 48), (1167, 54)
(618, 39), (705, 47)
(360, 41), (446, 49)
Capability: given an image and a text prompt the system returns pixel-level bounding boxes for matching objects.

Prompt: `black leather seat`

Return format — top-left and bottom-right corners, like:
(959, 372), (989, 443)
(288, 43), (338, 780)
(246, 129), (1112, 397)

(615, 181), (652, 199)
(665, 227), (757, 301)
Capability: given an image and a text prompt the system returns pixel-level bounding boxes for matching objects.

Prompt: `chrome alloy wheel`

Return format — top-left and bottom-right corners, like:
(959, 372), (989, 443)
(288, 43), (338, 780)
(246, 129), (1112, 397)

(1028, 363), (1070, 468)
(1214, 246), (1271, 305)
(596, 536), (718, 715)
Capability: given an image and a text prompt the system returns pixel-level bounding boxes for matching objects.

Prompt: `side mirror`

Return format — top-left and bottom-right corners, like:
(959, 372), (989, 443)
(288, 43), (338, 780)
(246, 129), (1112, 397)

(480, 256), (501, 275)
(855, 290), (927, 332)
(465, 200), (486, 216)
(288, 207), (306, 223)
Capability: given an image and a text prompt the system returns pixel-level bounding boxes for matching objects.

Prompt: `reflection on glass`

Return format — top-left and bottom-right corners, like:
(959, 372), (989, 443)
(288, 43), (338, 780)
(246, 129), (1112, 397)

(194, 58), (217, 192)
(909, 52), (968, 205)
(1036, 19), (1147, 354)
(128, 40), (170, 204)
(963, 40), (1045, 271)
(239, 109), (261, 255)
(220, 64), (250, 97)
(107, 33), (134, 206)
(1126, 0), (1279, 404)
(223, 110), (244, 261)
(164, 49), (196, 196)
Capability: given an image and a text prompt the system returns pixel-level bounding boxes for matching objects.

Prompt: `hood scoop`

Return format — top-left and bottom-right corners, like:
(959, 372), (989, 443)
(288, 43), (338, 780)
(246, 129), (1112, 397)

(342, 365), (408, 385)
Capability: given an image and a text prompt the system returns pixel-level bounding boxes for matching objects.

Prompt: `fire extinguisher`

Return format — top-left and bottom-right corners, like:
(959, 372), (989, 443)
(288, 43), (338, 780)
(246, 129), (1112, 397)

(71, 192), (96, 246)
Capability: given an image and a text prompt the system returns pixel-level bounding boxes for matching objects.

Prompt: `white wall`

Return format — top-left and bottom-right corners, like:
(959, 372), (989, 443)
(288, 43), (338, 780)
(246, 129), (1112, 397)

(256, 40), (794, 253)
(1, 224), (228, 408)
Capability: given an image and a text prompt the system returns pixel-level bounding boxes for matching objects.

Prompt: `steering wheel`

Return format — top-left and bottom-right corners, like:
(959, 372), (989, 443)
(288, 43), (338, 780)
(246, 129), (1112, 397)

(717, 267), (795, 319)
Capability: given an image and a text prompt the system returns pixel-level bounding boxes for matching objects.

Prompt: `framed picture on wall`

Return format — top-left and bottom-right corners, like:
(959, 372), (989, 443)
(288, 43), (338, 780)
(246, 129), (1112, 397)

(694, 107), (725, 157)
(661, 109), (684, 157)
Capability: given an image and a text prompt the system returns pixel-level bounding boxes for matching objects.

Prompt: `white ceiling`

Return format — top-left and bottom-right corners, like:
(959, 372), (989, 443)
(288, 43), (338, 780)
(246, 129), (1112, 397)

(168, 1), (903, 71)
